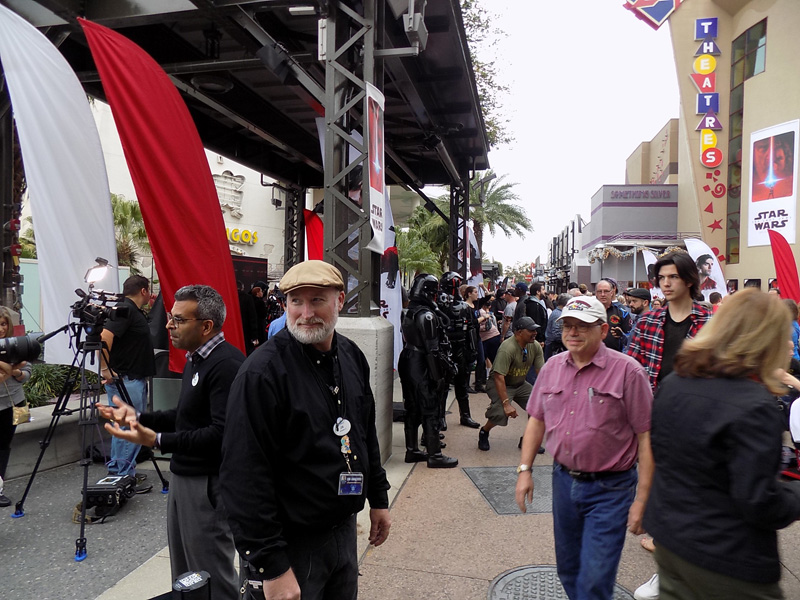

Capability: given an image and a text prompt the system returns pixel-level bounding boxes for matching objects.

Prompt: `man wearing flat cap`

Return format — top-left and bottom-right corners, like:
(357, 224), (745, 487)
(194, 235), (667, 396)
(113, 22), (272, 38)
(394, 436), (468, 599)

(478, 316), (544, 451)
(221, 260), (391, 600)
(515, 296), (654, 600)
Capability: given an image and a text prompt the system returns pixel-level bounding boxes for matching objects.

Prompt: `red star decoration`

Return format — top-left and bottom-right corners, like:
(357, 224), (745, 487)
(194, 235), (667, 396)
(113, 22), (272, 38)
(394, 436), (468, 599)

(708, 219), (723, 231)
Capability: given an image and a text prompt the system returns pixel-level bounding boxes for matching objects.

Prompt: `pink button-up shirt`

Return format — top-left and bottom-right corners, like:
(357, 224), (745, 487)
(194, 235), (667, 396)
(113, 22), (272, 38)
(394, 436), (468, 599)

(527, 343), (652, 472)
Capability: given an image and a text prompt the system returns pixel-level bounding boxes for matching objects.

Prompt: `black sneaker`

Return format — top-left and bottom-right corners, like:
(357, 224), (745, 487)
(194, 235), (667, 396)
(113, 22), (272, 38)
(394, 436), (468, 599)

(478, 428), (490, 451)
(134, 473), (148, 484)
(135, 483), (153, 495)
(0, 494), (11, 507)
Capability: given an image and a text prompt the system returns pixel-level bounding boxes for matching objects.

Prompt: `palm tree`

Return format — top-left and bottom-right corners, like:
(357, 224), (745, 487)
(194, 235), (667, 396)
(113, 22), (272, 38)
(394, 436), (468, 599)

(111, 193), (150, 274)
(395, 228), (443, 287)
(405, 201), (450, 271)
(19, 216), (36, 259)
(466, 170), (531, 254)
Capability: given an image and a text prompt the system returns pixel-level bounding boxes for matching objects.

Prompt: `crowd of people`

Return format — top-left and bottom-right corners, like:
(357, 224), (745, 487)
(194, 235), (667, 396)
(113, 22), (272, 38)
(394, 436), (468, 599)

(2, 252), (800, 600)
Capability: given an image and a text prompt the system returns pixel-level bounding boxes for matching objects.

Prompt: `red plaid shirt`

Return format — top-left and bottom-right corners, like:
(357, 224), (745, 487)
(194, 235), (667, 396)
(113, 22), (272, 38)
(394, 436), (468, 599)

(626, 302), (712, 390)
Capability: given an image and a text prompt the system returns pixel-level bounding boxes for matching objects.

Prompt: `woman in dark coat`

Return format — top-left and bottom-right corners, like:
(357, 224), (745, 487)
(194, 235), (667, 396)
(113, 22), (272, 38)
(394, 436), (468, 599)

(644, 288), (800, 599)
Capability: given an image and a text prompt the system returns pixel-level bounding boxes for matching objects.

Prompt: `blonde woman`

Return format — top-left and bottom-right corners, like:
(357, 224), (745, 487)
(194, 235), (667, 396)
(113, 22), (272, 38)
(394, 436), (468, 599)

(0, 307), (32, 507)
(643, 289), (800, 600)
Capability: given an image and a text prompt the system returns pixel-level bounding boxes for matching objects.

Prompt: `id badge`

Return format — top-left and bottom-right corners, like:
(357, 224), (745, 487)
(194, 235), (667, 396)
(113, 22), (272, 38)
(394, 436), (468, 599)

(338, 472), (364, 496)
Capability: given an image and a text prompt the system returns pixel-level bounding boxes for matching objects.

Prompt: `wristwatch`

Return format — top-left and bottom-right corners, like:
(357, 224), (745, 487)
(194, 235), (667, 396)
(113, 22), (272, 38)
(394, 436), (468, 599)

(516, 464), (531, 474)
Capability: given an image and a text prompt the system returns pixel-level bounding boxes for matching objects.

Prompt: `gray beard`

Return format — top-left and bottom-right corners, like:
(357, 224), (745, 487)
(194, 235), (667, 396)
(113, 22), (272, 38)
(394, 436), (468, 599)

(287, 313), (338, 346)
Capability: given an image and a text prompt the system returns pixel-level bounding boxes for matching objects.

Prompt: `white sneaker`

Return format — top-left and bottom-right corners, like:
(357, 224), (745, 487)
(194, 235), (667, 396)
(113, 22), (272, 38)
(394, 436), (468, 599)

(633, 573), (659, 600)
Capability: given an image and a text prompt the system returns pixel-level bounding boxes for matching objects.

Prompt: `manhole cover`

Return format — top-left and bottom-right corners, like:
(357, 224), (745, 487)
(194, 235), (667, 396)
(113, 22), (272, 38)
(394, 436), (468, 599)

(463, 466), (552, 515)
(488, 565), (634, 599)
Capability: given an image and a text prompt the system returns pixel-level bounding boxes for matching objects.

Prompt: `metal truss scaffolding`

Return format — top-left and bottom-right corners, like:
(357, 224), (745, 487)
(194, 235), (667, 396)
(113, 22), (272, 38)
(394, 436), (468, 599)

(322, 0), (382, 316)
(284, 186), (305, 272)
(448, 176), (469, 277)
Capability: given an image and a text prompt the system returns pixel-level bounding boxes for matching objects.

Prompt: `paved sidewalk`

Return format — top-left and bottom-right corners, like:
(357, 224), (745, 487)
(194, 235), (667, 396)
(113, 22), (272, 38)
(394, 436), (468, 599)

(3, 380), (800, 599)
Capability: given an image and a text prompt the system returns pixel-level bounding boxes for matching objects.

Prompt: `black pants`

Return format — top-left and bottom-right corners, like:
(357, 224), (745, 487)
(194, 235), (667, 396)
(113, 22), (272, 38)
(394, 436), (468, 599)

(0, 406), (17, 480)
(243, 516), (358, 600)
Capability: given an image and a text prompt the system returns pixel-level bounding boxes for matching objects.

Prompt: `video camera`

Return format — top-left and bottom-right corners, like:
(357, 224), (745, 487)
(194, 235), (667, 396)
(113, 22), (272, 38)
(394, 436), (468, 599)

(0, 288), (129, 365)
(71, 288), (128, 330)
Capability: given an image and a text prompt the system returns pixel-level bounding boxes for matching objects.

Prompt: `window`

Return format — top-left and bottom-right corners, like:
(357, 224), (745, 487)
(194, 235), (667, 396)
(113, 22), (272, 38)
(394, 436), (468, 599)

(726, 19), (767, 264)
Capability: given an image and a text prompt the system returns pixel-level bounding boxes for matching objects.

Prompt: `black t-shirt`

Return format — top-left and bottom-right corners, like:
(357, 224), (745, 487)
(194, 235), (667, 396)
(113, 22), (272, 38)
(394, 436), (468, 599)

(658, 311), (692, 382)
(104, 297), (155, 379)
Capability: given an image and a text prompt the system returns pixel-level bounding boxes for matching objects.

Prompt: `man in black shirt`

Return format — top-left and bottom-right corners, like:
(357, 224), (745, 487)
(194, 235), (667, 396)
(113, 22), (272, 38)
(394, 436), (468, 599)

(100, 275), (155, 482)
(99, 285), (244, 600)
(221, 260), (391, 600)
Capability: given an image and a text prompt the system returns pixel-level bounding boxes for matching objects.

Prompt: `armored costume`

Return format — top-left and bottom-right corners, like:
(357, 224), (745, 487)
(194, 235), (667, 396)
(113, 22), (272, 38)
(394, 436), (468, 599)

(438, 272), (480, 428)
(398, 274), (458, 468)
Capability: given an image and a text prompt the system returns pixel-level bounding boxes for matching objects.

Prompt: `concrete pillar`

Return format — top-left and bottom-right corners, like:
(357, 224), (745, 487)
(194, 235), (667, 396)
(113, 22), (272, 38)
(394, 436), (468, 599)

(335, 316), (394, 464)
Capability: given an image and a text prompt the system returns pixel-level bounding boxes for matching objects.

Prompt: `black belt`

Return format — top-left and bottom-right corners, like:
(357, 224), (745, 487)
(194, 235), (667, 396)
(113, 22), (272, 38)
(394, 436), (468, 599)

(557, 463), (633, 482)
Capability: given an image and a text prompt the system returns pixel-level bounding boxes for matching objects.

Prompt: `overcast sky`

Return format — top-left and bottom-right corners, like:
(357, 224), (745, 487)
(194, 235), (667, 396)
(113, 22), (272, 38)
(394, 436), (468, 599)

(479, 0), (681, 269)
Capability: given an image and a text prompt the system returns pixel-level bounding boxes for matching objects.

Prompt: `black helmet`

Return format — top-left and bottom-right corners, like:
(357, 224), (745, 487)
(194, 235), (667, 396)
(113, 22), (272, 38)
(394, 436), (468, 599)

(409, 274), (439, 303)
(439, 271), (463, 300)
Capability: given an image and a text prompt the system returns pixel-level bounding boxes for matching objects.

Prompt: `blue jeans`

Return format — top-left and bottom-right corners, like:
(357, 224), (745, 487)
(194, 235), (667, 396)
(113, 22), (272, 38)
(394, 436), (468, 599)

(105, 377), (148, 476)
(552, 463), (637, 600)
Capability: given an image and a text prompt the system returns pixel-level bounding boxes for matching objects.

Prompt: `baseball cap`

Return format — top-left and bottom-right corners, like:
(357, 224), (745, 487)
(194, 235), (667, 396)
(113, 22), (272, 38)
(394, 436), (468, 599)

(625, 288), (651, 301)
(558, 296), (608, 324)
(515, 282), (529, 295)
(279, 260), (344, 294)
(513, 316), (540, 332)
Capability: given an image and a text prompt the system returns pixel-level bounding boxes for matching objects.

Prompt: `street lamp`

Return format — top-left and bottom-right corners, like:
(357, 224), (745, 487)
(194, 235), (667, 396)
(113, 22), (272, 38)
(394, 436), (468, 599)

(471, 172), (496, 207)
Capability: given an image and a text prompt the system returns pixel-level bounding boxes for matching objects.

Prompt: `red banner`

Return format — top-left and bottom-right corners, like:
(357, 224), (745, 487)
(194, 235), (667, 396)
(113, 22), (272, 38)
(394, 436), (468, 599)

(304, 209), (324, 260)
(768, 230), (800, 303)
(79, 19), (244, 371)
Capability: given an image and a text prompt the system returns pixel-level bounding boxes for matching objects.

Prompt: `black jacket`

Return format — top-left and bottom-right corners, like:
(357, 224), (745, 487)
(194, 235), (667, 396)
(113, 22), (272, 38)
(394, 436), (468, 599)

(644, 374), (800, 583)
(139, 341), (244, 476)
(220, 328), (390, 580)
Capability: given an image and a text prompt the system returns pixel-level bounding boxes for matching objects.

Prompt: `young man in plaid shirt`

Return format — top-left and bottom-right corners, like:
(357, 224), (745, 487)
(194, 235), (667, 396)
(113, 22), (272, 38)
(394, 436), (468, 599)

(626, 250), (712, 600)
(627, 251), (712, 390)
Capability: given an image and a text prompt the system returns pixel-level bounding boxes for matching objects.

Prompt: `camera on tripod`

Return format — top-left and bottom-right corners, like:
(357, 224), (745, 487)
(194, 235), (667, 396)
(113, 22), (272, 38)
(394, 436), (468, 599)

(0, 288), (129, 365)
(71, 288), (129, 332)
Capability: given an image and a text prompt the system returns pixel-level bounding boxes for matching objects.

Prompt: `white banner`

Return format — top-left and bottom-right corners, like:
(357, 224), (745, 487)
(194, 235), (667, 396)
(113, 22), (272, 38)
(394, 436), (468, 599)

(365, 83), (386, 254)
(683, 238), (727, 301)
(641, 250), (664, 300)
(379, 193), (402, 370)
(748, 120), (799, 247)
(466, 226), (484, 293)
(0, 5), (117, 364)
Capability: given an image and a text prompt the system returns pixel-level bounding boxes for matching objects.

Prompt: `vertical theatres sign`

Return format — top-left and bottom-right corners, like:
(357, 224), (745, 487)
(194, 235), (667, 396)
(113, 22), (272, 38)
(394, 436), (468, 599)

(693, 18), (723, 169)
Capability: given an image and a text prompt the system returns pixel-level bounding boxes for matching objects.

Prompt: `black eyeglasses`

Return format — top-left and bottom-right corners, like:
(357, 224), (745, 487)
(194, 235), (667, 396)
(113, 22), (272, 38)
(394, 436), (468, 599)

(166, 314), (204, 326)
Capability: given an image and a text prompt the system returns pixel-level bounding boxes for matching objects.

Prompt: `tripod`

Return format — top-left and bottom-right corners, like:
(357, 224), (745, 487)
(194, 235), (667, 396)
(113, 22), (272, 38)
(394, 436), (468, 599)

(11, 319), (167, 561)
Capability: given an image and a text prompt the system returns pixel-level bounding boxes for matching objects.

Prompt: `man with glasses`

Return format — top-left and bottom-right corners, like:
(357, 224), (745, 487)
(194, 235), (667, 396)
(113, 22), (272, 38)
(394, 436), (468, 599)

(595, 277), (631, 352)
(478, 317), (544, 451)
(515, 296), (654, 600)
(98, 284), (245, 600)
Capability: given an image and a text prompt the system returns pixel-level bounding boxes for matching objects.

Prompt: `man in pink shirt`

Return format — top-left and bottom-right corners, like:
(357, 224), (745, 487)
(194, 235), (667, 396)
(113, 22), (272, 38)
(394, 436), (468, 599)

(515, 296), (654, 600)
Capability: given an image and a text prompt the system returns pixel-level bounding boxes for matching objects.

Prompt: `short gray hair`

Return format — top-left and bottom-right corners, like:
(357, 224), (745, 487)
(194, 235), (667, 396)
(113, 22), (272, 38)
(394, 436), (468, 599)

(173, 285), (226, 331)
(556, 293), (571, 308)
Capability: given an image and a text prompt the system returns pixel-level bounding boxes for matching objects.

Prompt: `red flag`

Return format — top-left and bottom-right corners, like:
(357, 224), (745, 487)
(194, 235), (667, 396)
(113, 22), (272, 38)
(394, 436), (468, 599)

(79, 19), (245, 371)
(768, 230), (800, 303)
(304, 209), (324, 260)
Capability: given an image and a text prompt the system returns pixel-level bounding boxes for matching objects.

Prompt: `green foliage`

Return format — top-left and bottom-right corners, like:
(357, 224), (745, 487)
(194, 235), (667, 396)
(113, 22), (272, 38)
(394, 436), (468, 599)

(19, 216), (36, 259)
(405, 201), (451, 272)
(24, 364), (100, 408)
(111, 193), (150, 274)
(460, 0), (512, 148)
(396, 228), (443, 282)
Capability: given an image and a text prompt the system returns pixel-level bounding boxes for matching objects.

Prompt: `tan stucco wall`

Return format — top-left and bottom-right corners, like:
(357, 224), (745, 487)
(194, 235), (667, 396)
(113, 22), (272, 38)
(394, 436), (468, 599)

(669, 0), (800, 287)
